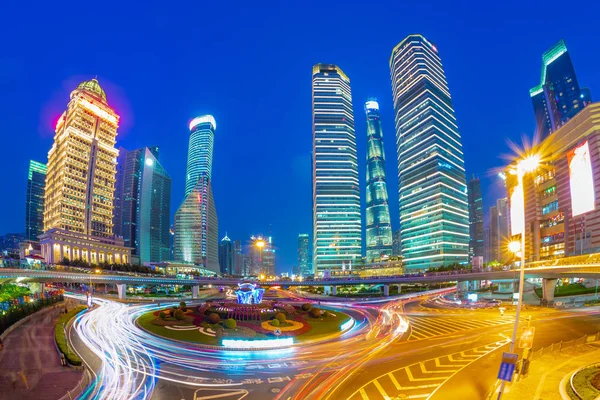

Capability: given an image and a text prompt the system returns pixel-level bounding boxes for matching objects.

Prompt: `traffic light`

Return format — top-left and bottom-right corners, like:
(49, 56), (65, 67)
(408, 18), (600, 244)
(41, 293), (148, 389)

(519, 327), (535, 349)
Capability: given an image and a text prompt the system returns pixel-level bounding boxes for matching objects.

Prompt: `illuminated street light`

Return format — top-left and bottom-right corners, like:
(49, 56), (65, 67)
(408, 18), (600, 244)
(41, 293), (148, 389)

(255, 240), (265, 249)
(508, 241), (521, 254)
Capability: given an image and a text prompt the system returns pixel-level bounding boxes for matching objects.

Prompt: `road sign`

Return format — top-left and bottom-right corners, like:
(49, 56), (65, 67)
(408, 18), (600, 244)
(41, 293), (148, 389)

(497, 352), (518, 382)
(274, 328), (282, 336)
(519, 327), (535, 349)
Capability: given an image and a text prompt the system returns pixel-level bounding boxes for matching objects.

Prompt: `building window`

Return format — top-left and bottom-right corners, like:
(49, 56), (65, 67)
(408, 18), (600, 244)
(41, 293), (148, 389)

(542, 200), (559, 215)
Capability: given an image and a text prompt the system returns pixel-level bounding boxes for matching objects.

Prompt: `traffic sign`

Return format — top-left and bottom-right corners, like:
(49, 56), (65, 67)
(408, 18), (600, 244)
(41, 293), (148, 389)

(497, 352), (518, 382)
(274, 328), (282, 336)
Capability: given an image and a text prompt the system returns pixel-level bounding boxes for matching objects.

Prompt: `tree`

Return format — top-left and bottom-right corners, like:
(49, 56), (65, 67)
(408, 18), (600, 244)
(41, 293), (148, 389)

(301, 303), (312, 312)
(225, 318), (236, 329)
(275, 313), (286, 323)
(270, 319), (280, 327)
(208, 313), (220, 324)
(159, 311), (166, 320)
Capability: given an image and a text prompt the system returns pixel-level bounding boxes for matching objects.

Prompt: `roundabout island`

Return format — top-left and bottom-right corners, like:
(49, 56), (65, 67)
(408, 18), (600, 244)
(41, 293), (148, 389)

(137, 283), (354, 348)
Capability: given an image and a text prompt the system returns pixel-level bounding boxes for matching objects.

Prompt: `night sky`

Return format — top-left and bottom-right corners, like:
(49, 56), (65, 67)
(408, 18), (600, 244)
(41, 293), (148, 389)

(1, 1), (599, 273)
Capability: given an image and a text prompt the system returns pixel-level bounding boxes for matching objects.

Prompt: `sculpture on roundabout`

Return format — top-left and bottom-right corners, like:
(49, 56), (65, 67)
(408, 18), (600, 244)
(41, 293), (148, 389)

(235, 283), (264, 304)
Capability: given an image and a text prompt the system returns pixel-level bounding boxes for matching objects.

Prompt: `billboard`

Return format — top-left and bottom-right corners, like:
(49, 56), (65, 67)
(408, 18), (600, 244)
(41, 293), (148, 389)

(568, 141), (595, 217)
(510, 184), (524, 236)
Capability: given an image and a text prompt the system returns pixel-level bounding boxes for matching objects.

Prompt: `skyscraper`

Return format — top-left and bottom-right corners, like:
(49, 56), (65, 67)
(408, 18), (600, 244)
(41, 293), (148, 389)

(233, 239), (242, 275)
(488, 197), (510, 263)
(219, 234), (233, 275)
(25, 160), (47, 241)
(364, 100), (393, 261)
(174, 116), (219, 272)
(40, 78), (130, 265)
(114, 146), (171, 264)
(467, 176), (484, 263)
(297, 233), (310, 276)
(312, 63), (361, 275)
(392, 229), (401, 256)
(530, 39), (592, 140)
(262, 236), (275, 277)
(249, 235), (274, 276)
(390, 34), (470, 270)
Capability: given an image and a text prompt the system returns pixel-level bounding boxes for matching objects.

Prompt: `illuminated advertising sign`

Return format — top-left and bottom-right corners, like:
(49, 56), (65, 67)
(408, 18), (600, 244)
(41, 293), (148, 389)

(569, 141), (595, 217)
(510, 184), (524, 235)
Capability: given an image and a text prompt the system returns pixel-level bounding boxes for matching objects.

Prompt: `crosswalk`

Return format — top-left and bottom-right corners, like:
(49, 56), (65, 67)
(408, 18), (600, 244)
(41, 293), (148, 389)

(348, 340), (509, 400)
(407, 315), (514, 341)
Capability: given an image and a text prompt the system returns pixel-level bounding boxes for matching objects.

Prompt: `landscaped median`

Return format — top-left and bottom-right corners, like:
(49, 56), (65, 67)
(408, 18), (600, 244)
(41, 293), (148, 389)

(55, 306), (87, 366)
(136, 300), (353, 349)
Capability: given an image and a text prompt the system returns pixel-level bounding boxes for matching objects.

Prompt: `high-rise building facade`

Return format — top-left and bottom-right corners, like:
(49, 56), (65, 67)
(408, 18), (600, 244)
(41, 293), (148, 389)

(312, 64), (361, 274)
(530, 39), (592, 140)
(25, 160), (47, 241)
(262, 236), (275, 277)
(219, 234), (233, 275)
(248, 235), (274, 276)
(114, 146), (171, 264)
(390, 34), (470, 270)
(185, 116), (216, 197)
(364, 100), (393, 261)
(467, 176), (484, 263)
(233, 239), (243, 275)
(297, 233), (311, 276)
(40, 78), (130, 265)
(392, 229), (401, 256)
(488, 198), (510, 263)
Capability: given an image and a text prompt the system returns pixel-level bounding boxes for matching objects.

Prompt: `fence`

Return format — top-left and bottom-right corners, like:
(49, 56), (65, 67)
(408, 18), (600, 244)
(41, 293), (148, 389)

(529, 332), (598, 361)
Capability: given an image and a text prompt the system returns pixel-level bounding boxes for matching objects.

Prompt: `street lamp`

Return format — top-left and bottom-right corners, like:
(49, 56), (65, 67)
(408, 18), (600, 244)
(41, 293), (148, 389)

(255, 240), (265, 276)
(498, 153), (540, 399)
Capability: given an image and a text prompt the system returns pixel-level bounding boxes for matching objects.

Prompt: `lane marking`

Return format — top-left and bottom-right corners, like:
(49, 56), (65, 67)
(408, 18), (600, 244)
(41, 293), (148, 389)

(373, 380), (391, 399)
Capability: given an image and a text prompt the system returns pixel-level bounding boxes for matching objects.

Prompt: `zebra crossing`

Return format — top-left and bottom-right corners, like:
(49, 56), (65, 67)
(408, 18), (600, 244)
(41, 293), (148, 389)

(348, 340), (510, 400)
(407, 315), (514, 341)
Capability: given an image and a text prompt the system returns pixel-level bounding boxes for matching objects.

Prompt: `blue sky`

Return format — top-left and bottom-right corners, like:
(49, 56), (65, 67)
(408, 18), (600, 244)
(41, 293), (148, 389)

(1, 0), (599, 273)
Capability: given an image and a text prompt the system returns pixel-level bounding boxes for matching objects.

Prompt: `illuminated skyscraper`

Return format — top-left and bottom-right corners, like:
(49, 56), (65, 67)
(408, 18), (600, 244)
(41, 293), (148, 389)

(25, 160), (47, 241)
(40, 78), (130, 265)
(297, 233), (311, 276)
(249, 235), (274, 276)
(312, 64), (361, 274)
(174, 116), (219, 272)
(219, 234), (233, 275)
(530, 39), (592, 140)
(233, 239), (243, 275)
(364, 100), (393, 261)
(390, 35), (469, 270)
(114, 146), (171, 264)
(467, 176), (484, 263)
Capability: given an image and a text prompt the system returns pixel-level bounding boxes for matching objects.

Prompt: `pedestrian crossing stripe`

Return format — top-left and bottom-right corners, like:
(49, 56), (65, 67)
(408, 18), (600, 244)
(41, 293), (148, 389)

(407, 315), (514, 341)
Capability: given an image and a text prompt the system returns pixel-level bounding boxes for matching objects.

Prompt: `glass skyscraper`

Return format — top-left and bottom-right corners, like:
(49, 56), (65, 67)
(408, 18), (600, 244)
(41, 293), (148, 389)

(467, 176), (484, 263)
(25, 160), (47, 241)
(114, 146), (172, 264)
(218, 234), (233, 275)
(530, 39), (592, 140)
(297, 233), (311, 276)
(312, 64), (361, 274)
(390, 35), (469, 270)
(364, 100), (393, 261)
(174, 116), (219, 272)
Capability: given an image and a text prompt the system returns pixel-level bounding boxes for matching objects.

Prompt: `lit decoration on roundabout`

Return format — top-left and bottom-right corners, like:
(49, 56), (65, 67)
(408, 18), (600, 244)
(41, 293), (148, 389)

(235, 283), (264, 304)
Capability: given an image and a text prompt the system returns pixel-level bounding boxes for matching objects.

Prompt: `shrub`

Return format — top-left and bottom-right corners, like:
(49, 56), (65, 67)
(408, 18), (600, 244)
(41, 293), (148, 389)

(301, 303), (312, 311)
(159, 311), (166, 320)
(323, 311), (332, 318)
(225, 318), (237, 329)
(309, 308), (322, 318)
(270, 319), (280, 327)
(172, 306), (178, 314)
(174, 309), (185, 321)
(179, 301), (187, 312)
(208, 313), (220, 324)
(275, 312), (286, 323)
(200, 321), (210, 328)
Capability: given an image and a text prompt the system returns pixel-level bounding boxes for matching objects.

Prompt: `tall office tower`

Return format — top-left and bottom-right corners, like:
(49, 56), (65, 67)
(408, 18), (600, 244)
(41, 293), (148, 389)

(242, 253), (251, 276)
(390, 35), (470, 270)
(530, 39), (591, 140)
(488, 197), (510, 263)
(25, 160), (47, 241)
(218, 234), (234, 275)
(249, 235), (274, 276)
(297, 233), (311, 276)
(113, 146), (171, 264)
(467, 176), (484, 263)
(312, 64), (361, 275)
(40, 78), (130, 265)
(233, 239), (242, 275)
(483, 227), (492, 263)
(489, 205), (499, 262)
(364, 100), (393, 261)
(262, 236), (275, 276)
(174, 116), (219, 272)
(392, 229), (401, 256)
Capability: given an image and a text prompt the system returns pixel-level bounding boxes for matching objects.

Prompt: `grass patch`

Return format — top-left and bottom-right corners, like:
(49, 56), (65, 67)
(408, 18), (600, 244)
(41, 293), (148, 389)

(55, 306), (87, 366)
(137, 311), (219, 345)
(572, 366), (600, 399)
(294, 310), (352, 343)
(534, 283), (599, 298)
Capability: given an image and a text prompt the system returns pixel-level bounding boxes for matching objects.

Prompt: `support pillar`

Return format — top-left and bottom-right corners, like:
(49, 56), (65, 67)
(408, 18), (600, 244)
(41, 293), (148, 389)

(383, 284), (389, 296)
(192, 285), (199, 299)
(541, 278), (558, 305)
(397, 284), (401, 294)
(496, 281), (515, 293)
(331, 286), (337, 296)
(117, 284), (127, 300)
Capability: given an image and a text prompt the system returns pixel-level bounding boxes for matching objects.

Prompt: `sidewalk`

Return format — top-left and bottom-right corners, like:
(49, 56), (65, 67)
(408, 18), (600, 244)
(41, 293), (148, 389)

(502, 343), (600, 399)
(0, 300), (83, 400)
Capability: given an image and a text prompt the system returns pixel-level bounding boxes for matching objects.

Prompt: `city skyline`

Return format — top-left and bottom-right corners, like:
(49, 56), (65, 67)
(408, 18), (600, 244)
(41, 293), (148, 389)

(2, 2), (600, 273)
